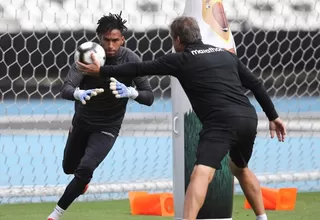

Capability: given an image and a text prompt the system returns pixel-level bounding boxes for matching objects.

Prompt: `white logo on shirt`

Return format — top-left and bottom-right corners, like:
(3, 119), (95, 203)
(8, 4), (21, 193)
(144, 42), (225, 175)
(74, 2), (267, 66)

(190, 47), (223, 55)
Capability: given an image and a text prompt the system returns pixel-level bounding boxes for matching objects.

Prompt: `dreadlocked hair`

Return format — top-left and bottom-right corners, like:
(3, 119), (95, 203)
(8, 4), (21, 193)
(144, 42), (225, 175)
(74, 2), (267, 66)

(96, 11), (128, 35)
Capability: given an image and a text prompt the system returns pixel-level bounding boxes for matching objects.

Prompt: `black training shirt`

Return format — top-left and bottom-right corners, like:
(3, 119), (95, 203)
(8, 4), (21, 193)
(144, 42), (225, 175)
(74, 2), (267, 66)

(99, 41), (278, 125)
(61, 47), (154, 134)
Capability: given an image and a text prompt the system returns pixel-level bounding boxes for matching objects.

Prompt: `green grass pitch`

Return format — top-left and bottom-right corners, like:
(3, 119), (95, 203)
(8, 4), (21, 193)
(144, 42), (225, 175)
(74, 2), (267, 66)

(1, 192), (319, 220)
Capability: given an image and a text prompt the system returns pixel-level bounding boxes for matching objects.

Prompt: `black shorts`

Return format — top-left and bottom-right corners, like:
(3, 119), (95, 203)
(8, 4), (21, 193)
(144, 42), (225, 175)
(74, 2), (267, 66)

(195, 117), (257, 169)
(62, 125), (117, 174)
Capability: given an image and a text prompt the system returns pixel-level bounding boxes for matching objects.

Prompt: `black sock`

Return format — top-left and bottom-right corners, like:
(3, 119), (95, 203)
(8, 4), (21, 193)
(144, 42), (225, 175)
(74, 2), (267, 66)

(57, 177), (87, 210)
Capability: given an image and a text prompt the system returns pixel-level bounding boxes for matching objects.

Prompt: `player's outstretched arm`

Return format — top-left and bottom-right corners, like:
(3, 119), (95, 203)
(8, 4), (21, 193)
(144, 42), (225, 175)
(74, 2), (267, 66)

(109, 77), (154, 106)
(109, 77), (138, 99)
(61, 63), (104, 104)
(60, 63), (84, 101)
(73, 87), (104, 105)
(115, 49), (154, 106)
(76, 53), (183, 78)
(132, 76), (154, 106)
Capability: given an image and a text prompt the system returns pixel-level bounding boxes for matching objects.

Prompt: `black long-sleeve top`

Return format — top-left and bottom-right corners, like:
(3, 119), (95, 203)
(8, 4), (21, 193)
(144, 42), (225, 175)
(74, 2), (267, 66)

(99, 41), (278, 127)
(61, 47), (154, 134)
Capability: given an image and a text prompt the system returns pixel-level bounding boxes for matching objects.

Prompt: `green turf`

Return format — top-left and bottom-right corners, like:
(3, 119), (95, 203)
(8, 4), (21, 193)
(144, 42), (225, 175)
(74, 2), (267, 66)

(1, 192), (320, 220)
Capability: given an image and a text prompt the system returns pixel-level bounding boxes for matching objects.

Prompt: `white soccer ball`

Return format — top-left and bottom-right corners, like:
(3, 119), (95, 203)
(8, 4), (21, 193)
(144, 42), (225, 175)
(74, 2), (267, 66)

(74, 41), (106, 67)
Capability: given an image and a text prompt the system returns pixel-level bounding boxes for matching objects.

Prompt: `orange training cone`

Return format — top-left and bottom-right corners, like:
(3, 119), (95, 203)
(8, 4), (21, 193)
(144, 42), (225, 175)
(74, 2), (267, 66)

(244, 187), (298, 210)
(128, 191), (148, 215)
(128, 191), (174, 216)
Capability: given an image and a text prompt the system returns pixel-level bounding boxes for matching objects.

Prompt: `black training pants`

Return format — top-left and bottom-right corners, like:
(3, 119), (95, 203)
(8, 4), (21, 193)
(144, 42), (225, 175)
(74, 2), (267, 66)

(62, 125), (117, 182)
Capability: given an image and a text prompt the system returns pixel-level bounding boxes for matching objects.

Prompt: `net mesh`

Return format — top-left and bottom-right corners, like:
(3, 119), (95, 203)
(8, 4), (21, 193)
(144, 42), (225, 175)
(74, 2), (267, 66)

(0, 0), (320, 204)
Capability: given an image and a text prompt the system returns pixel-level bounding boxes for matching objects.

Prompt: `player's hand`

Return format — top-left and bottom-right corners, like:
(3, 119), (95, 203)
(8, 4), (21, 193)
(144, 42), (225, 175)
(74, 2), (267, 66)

(109, 77), (138, 99)
(73, 87), (104, 105)
(76, 53), (100, 76)
(269, 117), (286, 142)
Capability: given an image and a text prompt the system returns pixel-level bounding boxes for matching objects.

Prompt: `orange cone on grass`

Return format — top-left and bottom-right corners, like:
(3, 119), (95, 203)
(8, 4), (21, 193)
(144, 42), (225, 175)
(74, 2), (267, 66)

(244, 187), (298, 210)
(129, 191), (174, 216)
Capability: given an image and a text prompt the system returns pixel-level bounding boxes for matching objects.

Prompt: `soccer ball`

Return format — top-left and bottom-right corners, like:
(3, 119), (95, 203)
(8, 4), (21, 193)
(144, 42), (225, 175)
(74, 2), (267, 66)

(74, 41), (106, 67)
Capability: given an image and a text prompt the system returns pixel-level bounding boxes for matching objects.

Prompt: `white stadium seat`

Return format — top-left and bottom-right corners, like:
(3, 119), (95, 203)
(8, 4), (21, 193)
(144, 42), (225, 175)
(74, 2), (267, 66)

(1, 0), (319, 31)
(42, 3), (67, 31)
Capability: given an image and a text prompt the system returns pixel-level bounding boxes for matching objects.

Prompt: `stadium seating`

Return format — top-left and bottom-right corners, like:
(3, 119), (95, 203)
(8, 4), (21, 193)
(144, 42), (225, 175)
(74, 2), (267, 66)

(1, 0), (319, 32)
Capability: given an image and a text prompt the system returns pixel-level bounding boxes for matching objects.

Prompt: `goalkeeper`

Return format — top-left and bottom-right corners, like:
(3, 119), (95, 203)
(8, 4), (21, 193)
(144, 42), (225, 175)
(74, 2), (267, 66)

(77, 16), (286, 220)
(47, 12), (154, 220)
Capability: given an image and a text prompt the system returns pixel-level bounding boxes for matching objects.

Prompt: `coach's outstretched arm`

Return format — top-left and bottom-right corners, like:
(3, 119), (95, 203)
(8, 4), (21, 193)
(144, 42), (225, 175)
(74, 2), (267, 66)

(77, 53), (183, 78)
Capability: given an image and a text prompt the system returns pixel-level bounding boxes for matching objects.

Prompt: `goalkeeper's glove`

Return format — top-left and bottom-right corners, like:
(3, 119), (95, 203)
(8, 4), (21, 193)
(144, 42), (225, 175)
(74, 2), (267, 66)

(73, 87), (104, 105)
(109, 77), (138, 99)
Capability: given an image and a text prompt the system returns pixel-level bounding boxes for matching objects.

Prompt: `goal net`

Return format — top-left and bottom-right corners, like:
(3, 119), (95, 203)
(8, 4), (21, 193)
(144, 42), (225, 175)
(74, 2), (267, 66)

(0, 0), (320, 204)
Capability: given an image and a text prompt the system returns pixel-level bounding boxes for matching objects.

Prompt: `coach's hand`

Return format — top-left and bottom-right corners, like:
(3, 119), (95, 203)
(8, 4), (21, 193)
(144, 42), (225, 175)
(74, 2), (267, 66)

(73, 87), (104, 105)
(109, 77), (138, 99)
(269, 117), (286, 142)
(76, 53), (100, 76)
